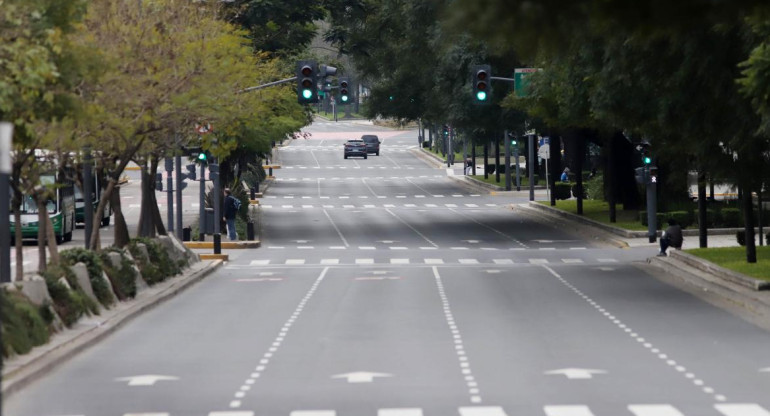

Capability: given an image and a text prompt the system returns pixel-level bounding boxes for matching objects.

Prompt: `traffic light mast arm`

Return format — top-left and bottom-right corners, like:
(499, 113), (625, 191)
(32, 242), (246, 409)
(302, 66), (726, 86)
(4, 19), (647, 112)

(237, 76), (298, 94)
(490, 76), (515, 82)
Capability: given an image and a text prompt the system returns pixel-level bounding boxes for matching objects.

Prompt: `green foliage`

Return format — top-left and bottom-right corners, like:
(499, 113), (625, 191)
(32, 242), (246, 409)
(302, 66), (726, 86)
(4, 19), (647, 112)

(40, 265), (95, 326)
(60, 248), (115, 307)
(129, 238), (180, 285)
(687, 245), (770, 281)
(99, 248), (138, 301)
(584, 173), (604, 200)
(721, 208), (743, 228)
(1, 290), (51, 357)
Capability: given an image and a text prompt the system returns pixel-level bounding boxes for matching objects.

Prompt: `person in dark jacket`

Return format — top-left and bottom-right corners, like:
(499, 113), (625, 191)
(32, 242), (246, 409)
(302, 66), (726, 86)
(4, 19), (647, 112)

(223, 188), (238, 241)
(658, 218), (683, 256)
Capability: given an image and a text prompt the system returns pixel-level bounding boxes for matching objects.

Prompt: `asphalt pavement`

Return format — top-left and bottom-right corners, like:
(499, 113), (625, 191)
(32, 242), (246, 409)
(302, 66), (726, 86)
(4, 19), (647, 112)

(5, 119), (770, 416)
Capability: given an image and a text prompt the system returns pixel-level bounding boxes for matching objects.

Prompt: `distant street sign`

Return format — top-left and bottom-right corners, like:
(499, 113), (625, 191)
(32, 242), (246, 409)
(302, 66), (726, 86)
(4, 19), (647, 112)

(514, 68), (540, 97)
(538, 144), (550, 160)
(195, 123), (212, 135)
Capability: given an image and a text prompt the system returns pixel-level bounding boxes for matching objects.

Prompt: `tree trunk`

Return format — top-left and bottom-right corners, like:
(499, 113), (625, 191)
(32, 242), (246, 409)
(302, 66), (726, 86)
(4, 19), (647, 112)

(13, 192), (24, 280)
(149, 183), (167, 236)
(606, 133), (617, 223)
(742, 185), (756, 263)
(697, 172), (708, 248)
(44, 208), (60, 266)
(112, 184), (130, 248)
(483, 141), (489, 180)
(549, 134), (561, 207)
(575, 133), (585, 215)
(36, 194), (47, 272)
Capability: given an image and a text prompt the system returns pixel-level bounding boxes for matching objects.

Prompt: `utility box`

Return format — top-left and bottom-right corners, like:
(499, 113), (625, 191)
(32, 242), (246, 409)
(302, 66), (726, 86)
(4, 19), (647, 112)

(204, 208), (214, 235)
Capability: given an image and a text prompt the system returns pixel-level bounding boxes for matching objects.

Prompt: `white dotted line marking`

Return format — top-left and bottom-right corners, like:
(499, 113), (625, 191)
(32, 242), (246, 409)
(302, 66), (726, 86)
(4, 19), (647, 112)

(433, 266), (482, 404)
(541, 265), (727, 402)
(227, 267), (329, 409)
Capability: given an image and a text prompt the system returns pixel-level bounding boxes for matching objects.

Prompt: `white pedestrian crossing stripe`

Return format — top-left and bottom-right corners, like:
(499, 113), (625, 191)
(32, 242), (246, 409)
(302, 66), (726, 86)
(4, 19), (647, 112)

(459, 407), (508, 416)
(379, 409), (423, 416)
(285, 259), (305, 265)
(250, 260), (270, 265)
(716, 404), (770, 416)
(493, 259), (514, 264)
(320, 259), (339, 265)
(561, 259), (584, 264)
(628, 405), (684, 416)
(545, 405), (595, 416)
(459, 259), (479, 264)
(209, 412), (254, 416)
(424, 259), (444, 264)
(529, 259), (549, 264)
(290, 412), (335, 416)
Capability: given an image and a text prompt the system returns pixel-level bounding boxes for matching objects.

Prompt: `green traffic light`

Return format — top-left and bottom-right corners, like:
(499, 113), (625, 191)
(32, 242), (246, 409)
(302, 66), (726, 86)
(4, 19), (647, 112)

(198, 152), (207, 161)
(643, 156), (651, 164)
(389, 96), (394, 101)
(341, 96), (349, 102)
(476, 91), (487, 101)
(302, 89), (313, 99)
(511, 140), (517, 146)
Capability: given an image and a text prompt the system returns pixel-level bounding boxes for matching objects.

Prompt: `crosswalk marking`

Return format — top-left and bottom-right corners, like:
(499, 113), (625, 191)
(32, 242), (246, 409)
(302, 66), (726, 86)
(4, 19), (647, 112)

(391, 258), (410, 264)
(529, 259), (549, 264)
(544, 405), (595, 416)
(628, 405), (685, 416)
(598, 258), (618, 263)
(290, 412), (335, 416)
(356, 258), (374, 264)
(320, 259), (339, 265)
(459, 406), (508, 416)
(425, 259), (444, 264)
(561, 259), (584, 264)
(209, 412), (254, 416)
(125, 413), (169, 416)
(716, 404), (770, 416)
(493, 259), (514, 264)
(250, 260), (270, 266)
(285, 259), (305, 265)
(379, 409), (423, 416)
(459, 259), (479, 264)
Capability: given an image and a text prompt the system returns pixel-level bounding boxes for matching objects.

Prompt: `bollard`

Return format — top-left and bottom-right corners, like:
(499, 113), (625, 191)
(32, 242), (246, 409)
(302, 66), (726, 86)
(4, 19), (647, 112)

(269, 166), (273, 177)
(213, 233), (221, 254)
(182, 226), (191, 242)
(247, 221), (255, 241)
(250, 187), (256, 199)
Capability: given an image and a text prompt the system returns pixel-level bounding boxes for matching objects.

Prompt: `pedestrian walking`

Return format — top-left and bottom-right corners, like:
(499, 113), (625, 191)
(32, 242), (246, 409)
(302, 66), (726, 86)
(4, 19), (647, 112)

(464, 157), (473, 175)
(223, 188), (240, 241)
(658, 218), (683, 256)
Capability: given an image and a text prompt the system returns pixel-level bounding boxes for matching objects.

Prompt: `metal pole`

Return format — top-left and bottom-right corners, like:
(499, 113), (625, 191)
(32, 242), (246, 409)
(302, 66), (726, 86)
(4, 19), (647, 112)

(514, 143), (521, 191)
(1, 122), (13, 285)
(504, 130), (511, 191)
(495, 135), (500, 183)
(199, 163), (205, 241)
(447, 127), (453, 167)
(175, 155), (183, 240)
(211, 158), (221, 254)
(471, 144), (476, 176)
(646, 167), (657, 243)
(83, 147), (93, 249)
(484, 142), (488, 180)
(528, 134), (535, 201)
(759, 189), (764, 247)
(165, 157), (174, 234)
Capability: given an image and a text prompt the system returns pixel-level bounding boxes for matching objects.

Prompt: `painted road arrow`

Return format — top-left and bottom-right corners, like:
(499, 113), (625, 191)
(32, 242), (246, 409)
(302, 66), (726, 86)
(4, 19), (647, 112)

(544, 368), (607, 379)
(331, 372), (393, 383)
(115, 375), (179, 386)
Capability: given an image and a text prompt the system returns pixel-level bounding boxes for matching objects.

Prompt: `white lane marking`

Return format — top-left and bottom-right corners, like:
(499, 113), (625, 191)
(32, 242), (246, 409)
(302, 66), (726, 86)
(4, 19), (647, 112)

(209, 412), (254, 416)
(446, 204), (458, 208)
(715, 404), (770, 416)
(434, 267), (483, 404)
(493, 259), (514, 265)
(385, 207), (438, 248)
(391, 258), (410, 264)
(458, 407), (507, 416)
(544, 405), (596, 416)
(227, 268), (329, 409)
(320, 259), (339, 265)
(329, 246), (346, 250)
(290, 412), (336, 416)
(298, 246), (314, 249)
(561, 259), (584, 264)
(379, 409), (423, 416)
(360, 246), (376, 250)
(425, 259), (444, 264)
(390, 246), (408, 250)
(356, 259), (374, 264)
(466, 204), (479, 208)
(125, 414), (170, 416)
(323, 209), (349, 247)
(628, 405), (684, 416)
(459, 259), (479, 264)
(529, 259), (549, 264)
(597, 258), (618, 263)
(425, 204), (438, 208)
(285, 259), (305, 265)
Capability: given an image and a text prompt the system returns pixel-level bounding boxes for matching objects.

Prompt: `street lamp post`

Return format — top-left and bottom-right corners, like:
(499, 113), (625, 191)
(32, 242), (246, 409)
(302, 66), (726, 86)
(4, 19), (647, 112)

(83, 147), (93, 249)
(1, 122), (13, 283)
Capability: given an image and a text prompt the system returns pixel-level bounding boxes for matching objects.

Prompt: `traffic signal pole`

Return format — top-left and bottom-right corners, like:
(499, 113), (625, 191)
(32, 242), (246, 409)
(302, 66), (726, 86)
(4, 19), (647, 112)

(528, 134), (535, 201)
(165, 157), (174, 234)
(646, 166), (657, 243)
(504, 130), (511, 191)
(175, 155), (183, 240)
(83, 147), (93, 249)
(199, 164), (205, 241)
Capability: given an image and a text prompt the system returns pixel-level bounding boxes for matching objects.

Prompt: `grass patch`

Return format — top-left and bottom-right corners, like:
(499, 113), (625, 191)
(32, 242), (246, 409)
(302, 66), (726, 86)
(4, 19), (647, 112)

(538, 200), (647, 231)
(470, 175), (536, 187)
(686, 246), (770, 281)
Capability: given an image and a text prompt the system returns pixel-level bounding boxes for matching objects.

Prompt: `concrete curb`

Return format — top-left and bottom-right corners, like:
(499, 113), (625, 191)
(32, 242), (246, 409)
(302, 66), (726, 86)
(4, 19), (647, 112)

(184, 241), (261, 249)
(668, 250), (770, 291)
(413, 147), (446, 168)
(513, 203), (630, 249)
(1, 259), (224, 399)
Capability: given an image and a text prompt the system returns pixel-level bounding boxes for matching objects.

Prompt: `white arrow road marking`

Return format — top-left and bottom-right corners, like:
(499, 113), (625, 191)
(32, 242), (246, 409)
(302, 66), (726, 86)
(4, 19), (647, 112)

(290, 412), (335, 416)
(331, 371), (392, 383)
(715, 404), (770, 416)
(544, 405), (596, 416)
(544, 368), (607, 379)
(628, 405), (684, 416)
(459, 406), (508, 416)
(379, 409), (423, 416)
(115, 375), (179, 386)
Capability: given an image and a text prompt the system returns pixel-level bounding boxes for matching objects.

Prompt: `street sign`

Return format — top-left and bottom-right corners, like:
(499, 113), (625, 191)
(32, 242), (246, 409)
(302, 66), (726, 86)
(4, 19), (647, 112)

(514, 68), (540, 97)
(538, 144), (550, 159)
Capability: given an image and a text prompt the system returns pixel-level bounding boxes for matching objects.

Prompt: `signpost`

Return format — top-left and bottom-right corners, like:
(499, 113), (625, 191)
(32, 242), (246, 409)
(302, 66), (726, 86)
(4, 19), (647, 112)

(538, 137), (551, 201)
(514, 68), (540, 97)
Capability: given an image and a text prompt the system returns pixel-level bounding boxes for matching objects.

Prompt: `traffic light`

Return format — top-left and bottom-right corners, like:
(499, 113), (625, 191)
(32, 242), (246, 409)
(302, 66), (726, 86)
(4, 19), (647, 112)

(185, 164), (196, 181)
(155, 172), (163, 191)
(472, 65), (492, 104)
(197, 152), (207, 162)
(511, 138), (517, 147)
(643, 155), (652, 165)
(338, 77), (350, 104)
(296, 60), (318, 104)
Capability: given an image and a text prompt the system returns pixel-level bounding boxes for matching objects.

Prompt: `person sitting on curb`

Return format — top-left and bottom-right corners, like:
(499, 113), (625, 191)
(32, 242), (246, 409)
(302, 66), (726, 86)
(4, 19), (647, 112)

(560, 167), (570, 182)
(658, 218), (683, 256)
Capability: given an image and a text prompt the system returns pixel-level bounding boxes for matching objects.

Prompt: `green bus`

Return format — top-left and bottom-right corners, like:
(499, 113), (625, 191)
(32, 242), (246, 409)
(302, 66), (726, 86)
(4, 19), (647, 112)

(9, 172), (76, 244)
(75, 174), (112, 227)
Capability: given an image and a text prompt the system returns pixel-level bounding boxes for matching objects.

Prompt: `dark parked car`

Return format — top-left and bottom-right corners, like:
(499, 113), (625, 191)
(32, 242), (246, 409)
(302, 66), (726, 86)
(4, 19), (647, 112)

(344, 139), (368, 159)
(361, 134), (380, 156)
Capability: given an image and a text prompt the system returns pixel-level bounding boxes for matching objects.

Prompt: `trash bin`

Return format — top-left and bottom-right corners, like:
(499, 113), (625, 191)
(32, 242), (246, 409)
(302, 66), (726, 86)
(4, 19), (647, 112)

(204, 208), (214, 235)
(182, 226), (191, 241)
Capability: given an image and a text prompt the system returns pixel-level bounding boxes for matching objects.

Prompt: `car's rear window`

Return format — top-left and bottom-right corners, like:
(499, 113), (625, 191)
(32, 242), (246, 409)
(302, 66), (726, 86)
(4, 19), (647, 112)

(361, 135), (379, 143)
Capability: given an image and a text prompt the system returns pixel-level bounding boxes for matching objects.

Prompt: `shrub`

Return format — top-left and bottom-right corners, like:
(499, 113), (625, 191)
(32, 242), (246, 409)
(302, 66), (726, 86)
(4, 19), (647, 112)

(667, 211), (694, 229)
(99, 248), (137, 301)
(583, 173), (603, 200)
(721, 208), (742, 228)
(1, 290), (50, 357)
(129, 237), (181, 284)
(695, 209), (719, 228)
(60, 248), (115, 308)
(553, 182), (572, 200)
(486, 164), (496, 174)
(40, 265), (96, 326)
(571, 183), (586, 199)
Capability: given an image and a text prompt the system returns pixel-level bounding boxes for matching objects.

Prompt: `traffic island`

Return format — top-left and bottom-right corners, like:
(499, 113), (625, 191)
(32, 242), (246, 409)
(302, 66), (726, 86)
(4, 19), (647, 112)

(199, 253), (229, 261)
(183, 241), (261, 249)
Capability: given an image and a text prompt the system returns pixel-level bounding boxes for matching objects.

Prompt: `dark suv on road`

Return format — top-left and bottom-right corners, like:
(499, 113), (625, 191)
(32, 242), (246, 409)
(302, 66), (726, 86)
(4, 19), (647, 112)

(361, 135), (380, 156)
(344, 139), (368, 159)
